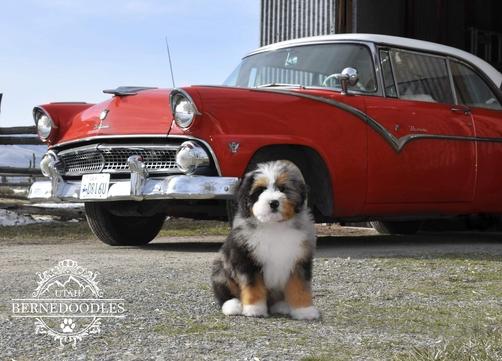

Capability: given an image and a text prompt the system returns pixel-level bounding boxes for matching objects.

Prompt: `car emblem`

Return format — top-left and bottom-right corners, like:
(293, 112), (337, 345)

(228, 142), (240, 154)
(99, 109), (109, 121)
(95, 109), (110, 130)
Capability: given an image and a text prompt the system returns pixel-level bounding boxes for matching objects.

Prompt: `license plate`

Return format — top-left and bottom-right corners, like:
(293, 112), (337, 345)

(80, 174), (110, 200)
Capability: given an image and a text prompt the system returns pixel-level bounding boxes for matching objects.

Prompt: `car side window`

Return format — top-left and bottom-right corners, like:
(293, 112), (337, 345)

(450, 61), (502, 110)
(379, 50), (398, 98)
(390, 50), (454, 104)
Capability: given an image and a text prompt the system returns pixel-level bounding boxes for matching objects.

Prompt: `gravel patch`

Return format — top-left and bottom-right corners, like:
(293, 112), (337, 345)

(0, 229), (501, 360)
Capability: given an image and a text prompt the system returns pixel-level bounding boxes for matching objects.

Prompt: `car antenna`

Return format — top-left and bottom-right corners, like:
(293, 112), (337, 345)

(165, 37), (176, 88)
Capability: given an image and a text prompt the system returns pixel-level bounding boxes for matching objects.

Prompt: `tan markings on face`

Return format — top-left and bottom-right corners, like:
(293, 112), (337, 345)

(284, 270), (313, 308)
(275, 172), (289, 188)
(281, 198), (296, 220)
(251, 177), (269, 193)
(227, 278), (240, 298)
(240, 277), (267, 305)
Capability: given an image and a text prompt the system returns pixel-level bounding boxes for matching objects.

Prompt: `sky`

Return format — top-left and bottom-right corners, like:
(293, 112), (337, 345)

(0, 0), (260, 127)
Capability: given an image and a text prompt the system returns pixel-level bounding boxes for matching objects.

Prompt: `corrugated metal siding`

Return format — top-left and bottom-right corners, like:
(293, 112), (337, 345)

(261, 0), (337, 46)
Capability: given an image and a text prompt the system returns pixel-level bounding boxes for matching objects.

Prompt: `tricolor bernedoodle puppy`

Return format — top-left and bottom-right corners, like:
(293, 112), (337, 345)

(211, 160), (319, 320)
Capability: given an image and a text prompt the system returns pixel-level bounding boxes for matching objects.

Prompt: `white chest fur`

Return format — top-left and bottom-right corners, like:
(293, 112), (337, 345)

(247, 222), (307, 290)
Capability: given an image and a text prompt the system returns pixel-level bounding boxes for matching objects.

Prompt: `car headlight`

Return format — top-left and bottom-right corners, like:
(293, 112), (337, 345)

(176, 141), (210, 174)
(34, 109), (56, 141)
(170, 90), (199, 129)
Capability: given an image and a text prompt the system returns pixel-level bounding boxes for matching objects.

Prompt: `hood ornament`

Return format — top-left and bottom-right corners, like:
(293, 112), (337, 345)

(95, 109), (110, 130)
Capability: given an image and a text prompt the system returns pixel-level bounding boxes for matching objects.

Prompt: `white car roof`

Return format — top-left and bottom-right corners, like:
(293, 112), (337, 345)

(247, 33), (502, 88)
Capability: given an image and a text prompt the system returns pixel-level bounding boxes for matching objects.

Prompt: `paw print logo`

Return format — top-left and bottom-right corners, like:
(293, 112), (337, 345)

(60, 318), (76, 333)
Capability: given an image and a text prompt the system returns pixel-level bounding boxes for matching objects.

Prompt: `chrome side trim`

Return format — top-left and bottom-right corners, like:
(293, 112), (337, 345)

(254, 88), (502, 152)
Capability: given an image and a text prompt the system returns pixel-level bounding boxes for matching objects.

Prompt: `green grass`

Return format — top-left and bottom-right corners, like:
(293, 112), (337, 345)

(397, 333), (502, 361)
(0, 221), (94, 242)
(313, 257), (502, 361)
(158, 218), (229, 237)
(0, 218), (229, 242)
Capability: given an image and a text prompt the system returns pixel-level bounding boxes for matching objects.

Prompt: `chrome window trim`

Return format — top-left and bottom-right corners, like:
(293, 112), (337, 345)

(377, 48), (399, 99)
(447, 58), (502, 110)
(382, 47), (455, 105)
(51, 135), (223, 176)
(446, 58), (460, 105)
(375, 41), (502, 92)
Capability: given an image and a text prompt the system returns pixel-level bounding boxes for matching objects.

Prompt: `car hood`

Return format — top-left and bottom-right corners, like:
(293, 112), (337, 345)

(54, 88), (173, 146)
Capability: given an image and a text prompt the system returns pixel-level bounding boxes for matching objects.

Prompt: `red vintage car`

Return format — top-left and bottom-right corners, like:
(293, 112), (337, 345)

(29, 34), (502, 245)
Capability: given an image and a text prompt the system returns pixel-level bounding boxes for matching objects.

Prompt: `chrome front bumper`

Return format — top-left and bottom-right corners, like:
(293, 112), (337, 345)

(28, 175), (239, 202)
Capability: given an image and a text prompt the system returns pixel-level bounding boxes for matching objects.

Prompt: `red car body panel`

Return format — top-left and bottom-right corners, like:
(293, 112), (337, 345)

(471, 107), (502, 211)
(39, 83), (502, 218)
(364, 96), (476, 204)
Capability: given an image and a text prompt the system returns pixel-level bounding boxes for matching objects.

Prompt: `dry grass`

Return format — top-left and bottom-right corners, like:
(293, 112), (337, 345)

(0, 218), (229, 243)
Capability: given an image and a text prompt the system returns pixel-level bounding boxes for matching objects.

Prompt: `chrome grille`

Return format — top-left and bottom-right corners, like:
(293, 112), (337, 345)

(58, 144), (179, 176)
(61, 151), (104, 175)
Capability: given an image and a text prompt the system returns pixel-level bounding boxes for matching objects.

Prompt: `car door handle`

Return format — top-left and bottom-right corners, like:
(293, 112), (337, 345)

(451, 105), (471, 115)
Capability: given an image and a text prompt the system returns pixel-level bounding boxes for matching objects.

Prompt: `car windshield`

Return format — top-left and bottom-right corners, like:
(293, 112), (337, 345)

(224, 43), (377, 93)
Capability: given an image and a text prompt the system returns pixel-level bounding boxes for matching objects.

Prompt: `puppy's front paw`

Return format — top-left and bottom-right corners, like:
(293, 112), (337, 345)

(290, 306), (320, 320)
(242, 302), (268, 317)
(270, 301), (290, 315)
(222, 298), (242, 316)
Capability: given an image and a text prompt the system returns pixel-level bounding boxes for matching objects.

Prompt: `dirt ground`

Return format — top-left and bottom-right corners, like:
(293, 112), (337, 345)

(0, 225), (501, 361)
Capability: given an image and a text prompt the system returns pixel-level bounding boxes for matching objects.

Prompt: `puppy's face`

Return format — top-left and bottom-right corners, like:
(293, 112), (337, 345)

(238, 160), (307, 223)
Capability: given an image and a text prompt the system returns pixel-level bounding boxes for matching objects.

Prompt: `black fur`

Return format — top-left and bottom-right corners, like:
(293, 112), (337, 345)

(211, 258), (234, 306)
(211, 227), (262, 306)
(236, 171), (256, 218)
(298, 258), (313, 282)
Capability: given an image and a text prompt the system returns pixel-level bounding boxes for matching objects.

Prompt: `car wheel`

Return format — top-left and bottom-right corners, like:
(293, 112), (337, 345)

(370, 220), (422, 235)
(84, 203), (166, 246)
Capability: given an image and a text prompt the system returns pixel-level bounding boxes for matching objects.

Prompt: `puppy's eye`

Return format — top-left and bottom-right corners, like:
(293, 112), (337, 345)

(251, 186), (266, 197)
(277, 185), (286, 192)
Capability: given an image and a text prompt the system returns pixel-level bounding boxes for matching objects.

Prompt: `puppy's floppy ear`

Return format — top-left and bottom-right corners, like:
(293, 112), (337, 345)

(295, 180), (308, 213)
(237, 170), (256, 218)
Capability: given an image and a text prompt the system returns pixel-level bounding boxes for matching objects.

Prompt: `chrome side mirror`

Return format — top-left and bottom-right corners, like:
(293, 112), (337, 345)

(334, 67), (359, 95)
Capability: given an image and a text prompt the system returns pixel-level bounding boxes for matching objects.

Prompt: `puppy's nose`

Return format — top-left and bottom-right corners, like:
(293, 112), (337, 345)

(269, 200), (280, 210)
